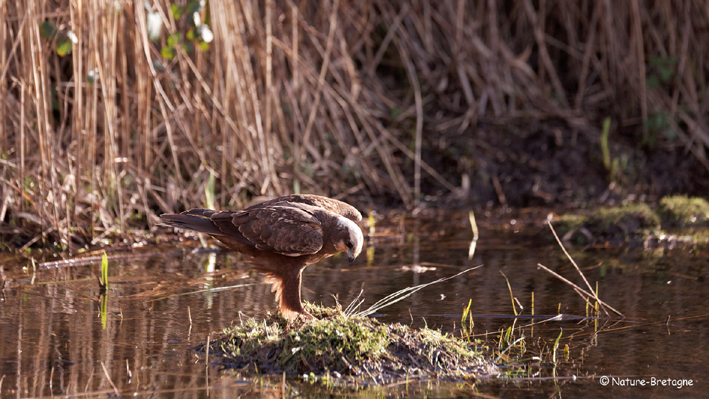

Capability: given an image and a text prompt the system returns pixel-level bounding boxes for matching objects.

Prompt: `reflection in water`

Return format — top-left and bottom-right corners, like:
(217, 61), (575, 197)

(0, 210), (707, 397)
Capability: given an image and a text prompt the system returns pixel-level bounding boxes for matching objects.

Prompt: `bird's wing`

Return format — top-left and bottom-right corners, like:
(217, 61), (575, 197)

(210, 205), (324, 256)
(246, 194), (362, 222)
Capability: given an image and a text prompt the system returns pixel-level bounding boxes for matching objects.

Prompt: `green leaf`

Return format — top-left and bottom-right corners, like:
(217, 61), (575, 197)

(56, 37), (73, 56)
(167, 32), (179, 47)
(160, 45), (176, 60)
(40, 21), (59, 39)
(100, 294), (108, 329)
(171, 4), (184, 19)
(101, 251), (109, 289)
(186, 28), (195, 41)
(197, 40), (210, 52)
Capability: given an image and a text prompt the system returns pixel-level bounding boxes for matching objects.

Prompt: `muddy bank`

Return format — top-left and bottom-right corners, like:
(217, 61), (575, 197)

(418, 119), (709, 209)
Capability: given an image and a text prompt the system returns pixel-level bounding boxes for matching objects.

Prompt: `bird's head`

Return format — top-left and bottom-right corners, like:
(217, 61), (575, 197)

(336, 216), (364, 262)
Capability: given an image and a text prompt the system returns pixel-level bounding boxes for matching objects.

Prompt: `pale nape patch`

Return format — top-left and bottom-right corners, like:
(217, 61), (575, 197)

(337, 216), (364, 258)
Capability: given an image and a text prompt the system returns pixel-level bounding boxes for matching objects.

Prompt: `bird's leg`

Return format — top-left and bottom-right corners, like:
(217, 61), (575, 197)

(271, 266), (314, 321)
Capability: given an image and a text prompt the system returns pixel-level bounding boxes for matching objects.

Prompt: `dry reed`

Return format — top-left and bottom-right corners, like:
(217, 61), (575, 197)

(1, 1), (708, 250)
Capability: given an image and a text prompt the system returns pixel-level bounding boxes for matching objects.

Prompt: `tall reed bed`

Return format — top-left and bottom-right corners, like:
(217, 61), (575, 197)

(1, 1), (708, 250)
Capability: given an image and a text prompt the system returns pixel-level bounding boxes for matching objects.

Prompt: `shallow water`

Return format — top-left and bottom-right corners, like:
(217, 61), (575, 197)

(1, 209), (707, 397)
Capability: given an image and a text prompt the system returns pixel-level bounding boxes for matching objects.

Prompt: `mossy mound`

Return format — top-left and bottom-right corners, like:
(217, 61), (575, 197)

(658, 196), (709, 227)
(585, 203), (660, 239)
(201, 303), (496, 383)
(552, 204), (660, 243)
(552, 196), (709, 245)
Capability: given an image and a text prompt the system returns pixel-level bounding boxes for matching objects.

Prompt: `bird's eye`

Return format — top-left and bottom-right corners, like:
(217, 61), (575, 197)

(346, 240), (353, 248)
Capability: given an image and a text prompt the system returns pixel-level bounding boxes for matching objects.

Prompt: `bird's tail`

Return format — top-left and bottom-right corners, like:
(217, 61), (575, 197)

(159, 209), (224, 236)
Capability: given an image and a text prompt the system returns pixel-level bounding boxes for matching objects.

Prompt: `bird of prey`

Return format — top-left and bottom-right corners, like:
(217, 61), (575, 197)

(160, 194), (364, 320)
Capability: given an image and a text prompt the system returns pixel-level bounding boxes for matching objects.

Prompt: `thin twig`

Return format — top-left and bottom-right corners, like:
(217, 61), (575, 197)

(100, 361), (119, 396)
(356, 266), (482, 317)
(546, 220), (624, 317)
(537, 262), (624, 318)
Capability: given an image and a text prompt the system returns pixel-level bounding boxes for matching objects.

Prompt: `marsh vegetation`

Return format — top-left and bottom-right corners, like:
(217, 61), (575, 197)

(2, 1), (709, 397)
(2, 1), (709, 250)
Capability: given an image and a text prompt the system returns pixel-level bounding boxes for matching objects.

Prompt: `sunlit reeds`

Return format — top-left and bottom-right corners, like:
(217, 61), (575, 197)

(2, 1), (709, 249)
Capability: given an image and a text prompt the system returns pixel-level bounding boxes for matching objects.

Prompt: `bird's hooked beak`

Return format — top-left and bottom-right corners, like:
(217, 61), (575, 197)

(339, 215), (364, 263)
(347, 240), (362, 262)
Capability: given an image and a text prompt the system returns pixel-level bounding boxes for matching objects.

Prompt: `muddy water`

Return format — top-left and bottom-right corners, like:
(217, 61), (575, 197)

(0, 209), (707, 398)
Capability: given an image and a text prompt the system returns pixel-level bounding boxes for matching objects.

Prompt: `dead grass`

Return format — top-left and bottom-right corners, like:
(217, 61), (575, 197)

(2, 1), (709, 250)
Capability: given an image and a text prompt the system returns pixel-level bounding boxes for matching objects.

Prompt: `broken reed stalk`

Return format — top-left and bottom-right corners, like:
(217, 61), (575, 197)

(468, 210), (478, 260)
(540, 220), (624, 319)
(356, 266), (481, 318)
(1, 1), (709, 249)
(499, 270), (518, 316)
(100, 361), (119, 396)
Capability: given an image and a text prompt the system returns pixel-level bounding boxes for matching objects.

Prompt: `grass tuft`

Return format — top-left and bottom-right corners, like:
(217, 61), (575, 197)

(202, 302), (496, 382)
(586, 203), (661, 239)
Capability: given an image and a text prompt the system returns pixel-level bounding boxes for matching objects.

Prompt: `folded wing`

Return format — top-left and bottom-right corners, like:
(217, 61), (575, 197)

(163, 204), (325, 257)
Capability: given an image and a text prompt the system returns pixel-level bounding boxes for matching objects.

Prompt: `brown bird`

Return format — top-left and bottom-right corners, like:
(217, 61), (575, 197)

(160, 194), (364, 320)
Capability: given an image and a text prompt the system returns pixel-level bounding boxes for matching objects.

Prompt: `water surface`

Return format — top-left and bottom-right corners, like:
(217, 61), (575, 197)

(1, 209), (707, 397)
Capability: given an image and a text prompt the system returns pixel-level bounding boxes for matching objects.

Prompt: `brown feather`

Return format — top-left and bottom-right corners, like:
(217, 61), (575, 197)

(242, 194), (361, 222)
(159, 209), (223, 235)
